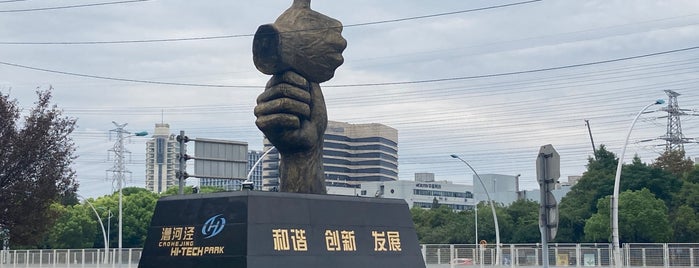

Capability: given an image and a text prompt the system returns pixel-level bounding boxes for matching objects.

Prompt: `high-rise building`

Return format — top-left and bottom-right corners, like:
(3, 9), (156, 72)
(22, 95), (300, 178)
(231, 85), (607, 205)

(261, 121), (398, 191)
(145, 123), (179, 194)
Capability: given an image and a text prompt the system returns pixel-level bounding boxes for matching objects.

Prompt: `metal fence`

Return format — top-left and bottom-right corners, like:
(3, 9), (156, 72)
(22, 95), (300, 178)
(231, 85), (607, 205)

(422, 243), (699, 267)
(0, 248), (141, 268)
(1, 244), (698, 267)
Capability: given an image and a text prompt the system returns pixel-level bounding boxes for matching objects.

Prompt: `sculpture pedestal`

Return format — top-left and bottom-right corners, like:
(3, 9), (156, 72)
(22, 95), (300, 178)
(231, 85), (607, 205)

(138, 191), (426, 268)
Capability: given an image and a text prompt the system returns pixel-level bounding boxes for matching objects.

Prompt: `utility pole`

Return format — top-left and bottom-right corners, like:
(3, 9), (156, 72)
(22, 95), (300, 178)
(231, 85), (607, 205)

(584, 120), (597, 159)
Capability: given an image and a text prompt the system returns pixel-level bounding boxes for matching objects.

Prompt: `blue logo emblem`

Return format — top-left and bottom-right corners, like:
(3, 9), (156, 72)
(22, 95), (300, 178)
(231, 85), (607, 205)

(202, 214), (226, 239)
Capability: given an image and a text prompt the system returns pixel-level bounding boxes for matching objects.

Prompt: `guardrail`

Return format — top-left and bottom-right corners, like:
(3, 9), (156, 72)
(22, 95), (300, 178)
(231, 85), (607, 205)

(422, 243), (699, 267)
(2, 244), (698, 267)
(0, 248), (141, 268)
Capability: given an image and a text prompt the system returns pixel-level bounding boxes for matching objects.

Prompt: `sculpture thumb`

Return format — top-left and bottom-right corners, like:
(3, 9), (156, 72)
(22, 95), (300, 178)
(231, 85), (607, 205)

(291, 0), (310, 9)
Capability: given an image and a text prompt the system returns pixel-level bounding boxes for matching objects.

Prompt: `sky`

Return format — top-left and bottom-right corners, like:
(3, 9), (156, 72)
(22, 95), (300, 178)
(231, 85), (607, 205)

(1, 0), (699, 198)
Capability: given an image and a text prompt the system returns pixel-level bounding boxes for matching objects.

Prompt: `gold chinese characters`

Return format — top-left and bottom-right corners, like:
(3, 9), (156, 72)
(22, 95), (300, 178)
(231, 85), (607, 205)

(272, 228), (401, 252)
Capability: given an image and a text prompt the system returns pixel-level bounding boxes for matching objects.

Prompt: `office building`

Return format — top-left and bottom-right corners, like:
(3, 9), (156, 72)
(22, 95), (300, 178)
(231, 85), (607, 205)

(145, 123), (179, 194)
(330, 173), (474, 211)
(261, 121), (398, 191)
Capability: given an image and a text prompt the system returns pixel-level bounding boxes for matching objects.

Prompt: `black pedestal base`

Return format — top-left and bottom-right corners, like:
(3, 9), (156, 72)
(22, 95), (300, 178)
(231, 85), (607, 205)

(138, 191), (426, 268)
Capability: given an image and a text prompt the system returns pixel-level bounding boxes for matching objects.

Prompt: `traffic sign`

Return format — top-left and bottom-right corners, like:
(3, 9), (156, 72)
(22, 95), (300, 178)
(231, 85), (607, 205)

(539, 191), (558, 240)
(536, 144), (560, 183)
(537, 144), (560, 242)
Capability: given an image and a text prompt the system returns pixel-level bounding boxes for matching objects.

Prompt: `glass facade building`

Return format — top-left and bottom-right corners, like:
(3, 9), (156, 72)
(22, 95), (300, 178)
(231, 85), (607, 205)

(261, 121), (398, 191)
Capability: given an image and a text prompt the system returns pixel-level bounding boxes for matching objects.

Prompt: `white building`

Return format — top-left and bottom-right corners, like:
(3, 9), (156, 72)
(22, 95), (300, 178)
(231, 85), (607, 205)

(145, 123), (179, 194)
(329, 173), (475, 211)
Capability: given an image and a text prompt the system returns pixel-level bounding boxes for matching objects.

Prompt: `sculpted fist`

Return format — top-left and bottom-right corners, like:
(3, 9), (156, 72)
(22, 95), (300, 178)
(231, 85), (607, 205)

(254, 71), (326, 155)
(254, 71), (327, 193)
(251, 0), (346, 194)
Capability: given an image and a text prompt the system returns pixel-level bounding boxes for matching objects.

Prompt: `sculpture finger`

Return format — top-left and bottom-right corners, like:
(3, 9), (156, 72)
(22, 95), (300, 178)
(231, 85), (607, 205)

(267, 71), (309, 89)
(254, 98), (311, 119)
(256, 114), (300, 131)
(257, 83), (311, 104)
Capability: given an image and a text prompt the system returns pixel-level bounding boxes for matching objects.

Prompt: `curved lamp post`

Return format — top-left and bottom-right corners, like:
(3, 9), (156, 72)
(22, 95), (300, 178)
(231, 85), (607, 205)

(451, 154), (501, 266)
(611, 99), (664, 268)
(77, 195), (109, 264)
(242, 146), (276, 190)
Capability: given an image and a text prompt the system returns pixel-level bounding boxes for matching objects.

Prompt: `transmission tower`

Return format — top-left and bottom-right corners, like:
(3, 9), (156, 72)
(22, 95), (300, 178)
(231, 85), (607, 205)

(107, 121), (132, 184)
(106, 121), (132, 268)
(658, 90), (698, 151)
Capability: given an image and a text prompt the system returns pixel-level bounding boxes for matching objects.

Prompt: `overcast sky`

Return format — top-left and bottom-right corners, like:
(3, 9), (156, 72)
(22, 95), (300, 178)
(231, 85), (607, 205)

(1, 0), (699, 198)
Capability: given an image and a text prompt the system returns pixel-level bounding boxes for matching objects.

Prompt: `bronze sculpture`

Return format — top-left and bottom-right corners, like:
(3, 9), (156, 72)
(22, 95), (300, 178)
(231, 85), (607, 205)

(253, 0), (347, 194)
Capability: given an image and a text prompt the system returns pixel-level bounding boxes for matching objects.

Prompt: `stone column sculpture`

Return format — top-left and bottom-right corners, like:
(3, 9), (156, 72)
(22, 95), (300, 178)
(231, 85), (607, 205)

(252, 0), (347, 194)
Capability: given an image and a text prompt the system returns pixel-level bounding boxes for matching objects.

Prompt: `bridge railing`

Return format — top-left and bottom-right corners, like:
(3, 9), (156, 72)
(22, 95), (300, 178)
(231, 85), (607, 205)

(0, 248), (141, 268)
(2, 244), (698, 267)
(421, 243), (699, 267)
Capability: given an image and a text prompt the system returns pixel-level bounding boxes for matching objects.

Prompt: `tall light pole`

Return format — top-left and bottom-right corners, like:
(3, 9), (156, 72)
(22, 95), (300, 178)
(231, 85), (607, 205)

(451, 154), (500, 266)
(611, 99), (664, 268)
(77, 195), (108, 264)
(108, 122), (147, 268)
(243, 146), (276, 190)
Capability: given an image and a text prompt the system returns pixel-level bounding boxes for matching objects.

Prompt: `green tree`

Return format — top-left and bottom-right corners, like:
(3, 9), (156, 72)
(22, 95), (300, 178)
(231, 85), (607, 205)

(684, 164), (699, 184)
(504, 199), (540, 243)
(671, 205), (699, 242)
(411, 205), (473, 244)
(45, 203), (99, 249)
(162, 185), (225, 195)
(652, 149), (694, 179)
(584, 189), (671, 243)
(622, 156), (681, 205)
(669, 180), (699, 242)
(558, 145), (617, 242)
(0, 89), (78, 247)
(120, 187), (159, 247)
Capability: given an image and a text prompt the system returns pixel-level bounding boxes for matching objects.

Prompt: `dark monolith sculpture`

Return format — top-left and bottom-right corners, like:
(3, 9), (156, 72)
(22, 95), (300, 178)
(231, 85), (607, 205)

(252, 0), (346, 194)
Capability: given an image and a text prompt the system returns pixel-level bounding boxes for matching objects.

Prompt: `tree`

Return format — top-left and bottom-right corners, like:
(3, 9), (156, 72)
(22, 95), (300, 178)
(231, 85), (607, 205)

(684, 164), (699, 184)
(652, 149), (694, 179)
(504, 199), (540, 243)
(162, 185), (225, 196)
(584, 189), (671, 243)
(121, 188), (159, 247)
(621, 156), (681, 206)
(44, 203), (98, 249)
(557, 145), (617, 242)
(669, 180), (699, 242)
(0, 89), (78, 247)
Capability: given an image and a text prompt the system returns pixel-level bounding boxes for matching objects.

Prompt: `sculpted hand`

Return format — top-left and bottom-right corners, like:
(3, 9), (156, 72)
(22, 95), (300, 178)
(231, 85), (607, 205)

(254, 70), (327, 193)
(254, 71), (327, 154)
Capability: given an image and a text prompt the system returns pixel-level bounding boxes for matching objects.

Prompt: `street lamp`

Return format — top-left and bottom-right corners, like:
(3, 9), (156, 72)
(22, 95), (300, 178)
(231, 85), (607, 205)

(77, 195), (108, 264)
(451, 154), (501, 266)
(611, 99), (664, 268)
(242, 146), (276, 190)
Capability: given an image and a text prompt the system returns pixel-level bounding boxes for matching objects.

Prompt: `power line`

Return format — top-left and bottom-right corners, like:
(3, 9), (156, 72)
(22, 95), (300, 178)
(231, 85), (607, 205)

(326, 46), (699, 87)
(0, 0), (148, 13)
(3, 45), (697, 88)
(343, 0), (542, 28)
(0, 0), (540, 45)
